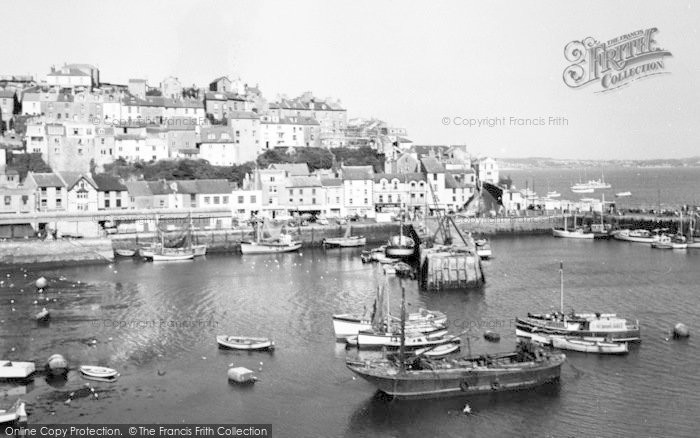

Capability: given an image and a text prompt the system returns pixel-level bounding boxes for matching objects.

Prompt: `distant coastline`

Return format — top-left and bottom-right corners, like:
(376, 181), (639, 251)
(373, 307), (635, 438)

(495, 157), (700, 170)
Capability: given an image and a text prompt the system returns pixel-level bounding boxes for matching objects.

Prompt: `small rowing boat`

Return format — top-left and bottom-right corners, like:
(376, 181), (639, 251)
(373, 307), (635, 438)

(550, 336), (629, 354)
(114, 249), (136, 257)
(35, 308), (50, 322)
(216, 336), (275, 351)
(79, 365), (120, 381)
(414, 342), (460, 358)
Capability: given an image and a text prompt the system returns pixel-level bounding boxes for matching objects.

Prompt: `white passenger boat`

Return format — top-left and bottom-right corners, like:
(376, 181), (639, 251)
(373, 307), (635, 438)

(217, 335), (275, 351)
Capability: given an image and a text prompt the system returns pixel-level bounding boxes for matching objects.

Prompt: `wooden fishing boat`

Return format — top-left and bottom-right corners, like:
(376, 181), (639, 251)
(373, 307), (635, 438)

(241, 221), (301, 254)
(550, 336), (629, 354)
(414, 342), (460, 358)
(115, 249), (136, 257)
(216, 335), (275, 351)
(79, 365), (120, 381)
(347, 317), (565, 399)
(0, 361), (35, 380)
(518, 263), (640, 342)
(324, 225), (366, 247)
(613, 229), (658, 243)
(352, 329), (457, 350)
(552, 214), (593, 239)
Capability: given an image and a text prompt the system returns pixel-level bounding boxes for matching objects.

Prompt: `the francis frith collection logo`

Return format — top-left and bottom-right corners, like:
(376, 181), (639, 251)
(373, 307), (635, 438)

(563, 28), (672, 92)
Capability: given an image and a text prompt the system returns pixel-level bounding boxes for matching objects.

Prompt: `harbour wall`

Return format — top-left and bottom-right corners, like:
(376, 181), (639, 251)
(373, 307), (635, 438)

(111, 222), (405, 253)
(0, 238), (114, 268)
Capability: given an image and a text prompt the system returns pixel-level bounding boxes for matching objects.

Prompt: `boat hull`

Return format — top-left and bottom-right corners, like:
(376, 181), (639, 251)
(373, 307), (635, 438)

(552, 228), (594, 239)
(515, 319), (641, 342)
(217, 336), (275, 351)
(151, 252), (194, 261)
(332, 311), (447, 339)
(385, 247), (415, 258)
(347, 356), (564, 399)
(193, 244), (207, 256)
(240, 241), (302, 254)
(115, 249), (136, 257)
(354, 329), (453, 349)
(324, 237), (366, 247)
(550, 337), (628, 354)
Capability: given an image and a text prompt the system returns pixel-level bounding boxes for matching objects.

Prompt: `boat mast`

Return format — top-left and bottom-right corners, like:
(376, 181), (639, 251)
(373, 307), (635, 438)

(398, 279), (406, 371)
(559, 261), (564, 314)
(385, 278), (390, 332)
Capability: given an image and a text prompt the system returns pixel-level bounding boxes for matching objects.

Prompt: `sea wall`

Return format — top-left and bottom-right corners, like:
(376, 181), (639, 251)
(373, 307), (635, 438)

(0, 238), (114, 268)
(453, 216), (559, 235)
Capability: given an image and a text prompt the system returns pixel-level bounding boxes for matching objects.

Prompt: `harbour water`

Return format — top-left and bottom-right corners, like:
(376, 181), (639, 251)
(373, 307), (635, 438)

(507, 167), (700, 210)
(1, 236), (699, 437)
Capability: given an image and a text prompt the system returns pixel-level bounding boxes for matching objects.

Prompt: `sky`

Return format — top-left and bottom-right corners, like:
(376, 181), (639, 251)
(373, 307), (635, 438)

(2, 0), (699, 159)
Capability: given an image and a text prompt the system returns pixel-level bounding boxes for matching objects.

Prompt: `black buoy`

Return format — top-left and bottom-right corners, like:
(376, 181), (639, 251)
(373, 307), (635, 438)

(673, 323), (690, 339)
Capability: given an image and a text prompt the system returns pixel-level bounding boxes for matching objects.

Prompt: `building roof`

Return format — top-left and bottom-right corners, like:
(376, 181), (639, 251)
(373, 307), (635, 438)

(228, 111), (260, 120)
(288, 176), (322, 188)
(27, 172), (64, 187)
(48, 68), (90, 77)
(421, 157), (445, 174)
(320, 178), (343, 187)
(57, 172), (97, 190)
(147, 180), (175, 195)
(199, 126), (234, 143)
(373, 173), (426, 183)
(92, 174), (127, 192)
(193, 179), (233, 194)
(267, 163), (310, 176)
(125, 181), (152, 197)
(210, 76), (230, 84)
(341, 165), (374, 180)
(204, 91), (246, 102)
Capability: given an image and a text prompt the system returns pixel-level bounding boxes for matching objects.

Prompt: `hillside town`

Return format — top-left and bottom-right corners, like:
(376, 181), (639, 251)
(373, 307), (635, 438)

(0, 63), (523, 237)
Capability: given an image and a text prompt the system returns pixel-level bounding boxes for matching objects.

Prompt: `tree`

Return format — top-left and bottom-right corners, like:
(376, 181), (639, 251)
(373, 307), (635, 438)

(7, 153), (52, 179)
(146, 89), (162, 96)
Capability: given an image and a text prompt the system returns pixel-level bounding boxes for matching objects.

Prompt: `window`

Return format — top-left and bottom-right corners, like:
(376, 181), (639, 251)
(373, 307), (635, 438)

(204, 196), (210, 204)
(250, 196), (256, 203)
(289, 189), (293, 196)
(433, 174), (438, 181)
(364, 198), (368, 204)
(213, 196), (220, 204)
(116, 199), (122, 208)
(312, 198), (316, 204)
(238, 196), (245, 204)
(270, 177), (275, 182)
(298, 189), (303, 195)
(378, 195), (383, 203)
(222, 196), (228, 204)
(105, 199), (110, 208)
(4, 196), (10, 206)
(312, 188), (316, 195)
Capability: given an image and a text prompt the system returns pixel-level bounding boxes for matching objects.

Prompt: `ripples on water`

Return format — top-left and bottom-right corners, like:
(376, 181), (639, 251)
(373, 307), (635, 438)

(0, 237), (699, 437)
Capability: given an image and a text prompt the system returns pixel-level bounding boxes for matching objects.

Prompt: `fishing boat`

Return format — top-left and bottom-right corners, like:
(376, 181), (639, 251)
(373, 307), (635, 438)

(386, 209), (415, 258)
(546, 191), (561, 199)
(516, 262), (641, 342)
(216, 335), (275, 351)
(347, 279), (565, 399)
(613, 229), (659, 243)
(353, 329), (457, 350)
(79, 365), (120, 381)
(615, 191), (632, 198)
(414, 342), (460, 358)
(143, 215), (196, 261)
(0, 361), (35, 381)
(332, 307), (447, 339)
(651, 234), (687, 249)
(323, 225), (366, 247)
(240, 220), (301, 254)
(394, 262), (414, 278)
(552, 214), (594, 239)
(688, 214), (700, 249)
(114, 249), (136, 257)
(550, 336), (629, 354)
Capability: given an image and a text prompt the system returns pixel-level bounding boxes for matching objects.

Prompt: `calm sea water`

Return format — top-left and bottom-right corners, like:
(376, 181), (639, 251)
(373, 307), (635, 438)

(506, 167), (700, 210)
(1, 236), (700, 438)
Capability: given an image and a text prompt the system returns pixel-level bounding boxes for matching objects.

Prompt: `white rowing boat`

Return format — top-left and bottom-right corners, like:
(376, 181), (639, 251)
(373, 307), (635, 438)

(216, 336), (275, 351)
(79, 365), (120, 380)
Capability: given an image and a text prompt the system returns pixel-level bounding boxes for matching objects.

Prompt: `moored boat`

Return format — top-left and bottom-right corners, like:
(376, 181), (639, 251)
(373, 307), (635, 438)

(385, 235), (415, 258)
(0, 361), (35, 381)
(352, 329), (456, 350)
(35, 308), (50, 322)
(332, 309), (447, 339)
(150, 247), (195, 261)
(550, 336), (629, 354)
(347, 340), (565, 399)
(217, 335), (275, 351)
(241, 220), (301, 254)
(651, 234), (687, 249)
(115, 249), (136, 257)
(414, 342), (460, 358)
(615, 191), (632, 198)
(474, 238), (493, 259)
(192, 244), (207, 256)
(552, 228), (594, 239)
(79, 365), (120, 381)
(613, 229), (659, 243)
(324, 225), (366, 247)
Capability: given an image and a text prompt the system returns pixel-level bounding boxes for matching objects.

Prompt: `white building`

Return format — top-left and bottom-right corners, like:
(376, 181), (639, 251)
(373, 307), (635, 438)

(340, 165), (374, 217)
(478, 157), (499, 185)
